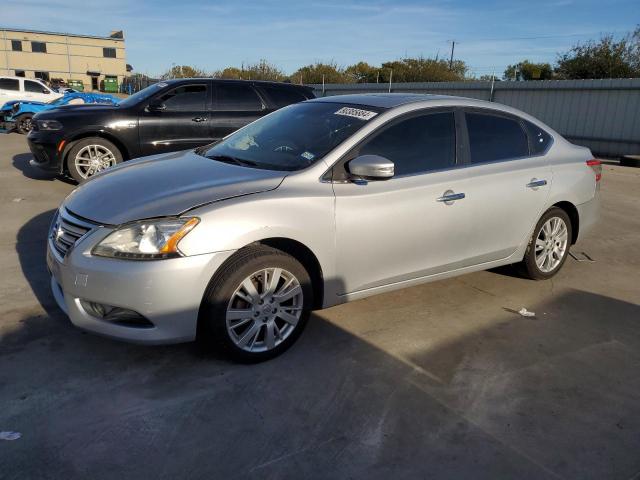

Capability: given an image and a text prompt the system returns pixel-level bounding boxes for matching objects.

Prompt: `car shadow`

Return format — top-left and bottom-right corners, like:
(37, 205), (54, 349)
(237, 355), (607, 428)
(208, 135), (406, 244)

(12, 151), (75, 184)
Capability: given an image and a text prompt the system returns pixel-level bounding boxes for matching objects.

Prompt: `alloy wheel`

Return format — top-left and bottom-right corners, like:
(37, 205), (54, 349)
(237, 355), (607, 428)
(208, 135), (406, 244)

(226, 268), (304, 353)
(74, 144), (117, 179)
(534, 216), (569, 273)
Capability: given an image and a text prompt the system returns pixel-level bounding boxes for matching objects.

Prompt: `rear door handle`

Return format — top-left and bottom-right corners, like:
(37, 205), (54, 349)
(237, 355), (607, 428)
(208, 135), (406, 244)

(526, 179), (547, 188)
(437, 190), (466, 204)
(192, 117), (207, 123)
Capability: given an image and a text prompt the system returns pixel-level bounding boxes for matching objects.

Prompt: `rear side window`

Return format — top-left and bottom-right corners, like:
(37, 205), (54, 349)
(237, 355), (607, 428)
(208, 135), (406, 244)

(24, 80), (45, 93)
(357, 112), (456, 176)
(0, 78), (19, 91)
(216, 84), (263, 111)
(524, 121), (553, 155)
(466, 112), (529, 164)
(260, 86), (308, 108)
(157, 84), (207, 111)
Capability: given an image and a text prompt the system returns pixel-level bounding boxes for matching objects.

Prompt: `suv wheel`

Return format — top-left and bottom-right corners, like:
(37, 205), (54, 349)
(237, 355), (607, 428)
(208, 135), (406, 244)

(66, 137), (122, 183)
(199, 246), (313, 363)
(520, 207), (572, 280)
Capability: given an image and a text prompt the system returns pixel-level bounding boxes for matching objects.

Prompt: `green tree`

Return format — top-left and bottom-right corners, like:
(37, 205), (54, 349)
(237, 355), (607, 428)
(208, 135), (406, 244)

(503, 60), (554, 80)
(380, 57), (467, 82)
(214, 60), (286, 81)
(555, 26), (640, 79)
(214, 67), (244, 79)
(160, 65), (208, 79)
(289, 62), (353, 84)
(345, 62), (380, 83)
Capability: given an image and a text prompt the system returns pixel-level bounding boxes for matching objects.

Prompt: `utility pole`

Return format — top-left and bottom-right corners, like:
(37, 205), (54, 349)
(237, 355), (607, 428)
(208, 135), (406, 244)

(448, 40), (456, 70)
(388, 69), (393, 93)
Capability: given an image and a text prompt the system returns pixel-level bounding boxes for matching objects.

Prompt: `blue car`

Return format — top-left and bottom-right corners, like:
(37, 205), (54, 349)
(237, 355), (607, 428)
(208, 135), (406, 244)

(1, 92), (119, 134)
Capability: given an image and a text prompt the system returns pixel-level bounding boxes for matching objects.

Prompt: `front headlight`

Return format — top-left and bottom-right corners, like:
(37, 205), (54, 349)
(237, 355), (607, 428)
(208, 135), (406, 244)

(36, 119), (63, 131)
(92, 217), (199, 260)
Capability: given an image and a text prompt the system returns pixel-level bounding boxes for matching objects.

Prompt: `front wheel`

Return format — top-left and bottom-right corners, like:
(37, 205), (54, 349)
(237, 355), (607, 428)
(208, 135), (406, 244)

(66, 137), (122, 183)
(199, 246), (313, 363)
(520, 207), (572, 280)
(15, 114), (34, 134)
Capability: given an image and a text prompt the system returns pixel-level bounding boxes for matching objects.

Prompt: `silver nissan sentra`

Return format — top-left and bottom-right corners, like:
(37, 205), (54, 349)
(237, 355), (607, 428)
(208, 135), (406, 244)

(47, 94), (600, 362)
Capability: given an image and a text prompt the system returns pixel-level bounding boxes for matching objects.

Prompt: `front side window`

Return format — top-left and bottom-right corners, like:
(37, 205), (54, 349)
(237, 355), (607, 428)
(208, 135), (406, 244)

(25, 80), (45, 93)
(200, 102), (381, 171)
(31, 41), (47, 53)
(216, 84), (263, 111)
(0, 78), (19, 91)
(356, 112), (456, 176)
(466, 112), (529, 164)
(103, 47), (116, 58)
(11, 40), (22, 51)
(156, 84), (207, 111)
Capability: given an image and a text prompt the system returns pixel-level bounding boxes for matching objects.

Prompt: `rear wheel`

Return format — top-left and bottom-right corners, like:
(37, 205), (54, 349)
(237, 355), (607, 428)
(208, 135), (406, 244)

(520, 207), (572, 280)
(199, 246), (313, 363)
(66, 137), (122, 183)
(15, 114), (34, 134)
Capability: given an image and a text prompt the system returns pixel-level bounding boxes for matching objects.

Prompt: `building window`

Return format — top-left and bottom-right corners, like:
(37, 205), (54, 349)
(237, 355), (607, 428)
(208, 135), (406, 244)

(35, 71), (50, 82)
(14, 70), (26, 77)
(11, 40), (22, 51)
(103, 47), (116, 58)
(31, 41), (47, 53)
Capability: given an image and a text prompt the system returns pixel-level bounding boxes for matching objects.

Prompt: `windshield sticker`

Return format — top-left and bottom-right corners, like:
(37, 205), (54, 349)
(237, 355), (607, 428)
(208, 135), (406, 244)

(334, 107), (378, 121)
(301, 151), (315, 161)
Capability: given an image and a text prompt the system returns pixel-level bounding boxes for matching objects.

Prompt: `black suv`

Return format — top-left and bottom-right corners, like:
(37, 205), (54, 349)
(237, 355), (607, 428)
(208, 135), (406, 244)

(27, 79), (314, 182)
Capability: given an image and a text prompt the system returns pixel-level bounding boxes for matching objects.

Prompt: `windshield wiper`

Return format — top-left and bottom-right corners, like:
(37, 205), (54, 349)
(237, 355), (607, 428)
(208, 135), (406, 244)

(206, 154), (259, 168)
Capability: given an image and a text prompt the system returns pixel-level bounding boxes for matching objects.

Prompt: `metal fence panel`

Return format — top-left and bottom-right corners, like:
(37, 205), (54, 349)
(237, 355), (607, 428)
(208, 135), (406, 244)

(309, 79), (640, 157)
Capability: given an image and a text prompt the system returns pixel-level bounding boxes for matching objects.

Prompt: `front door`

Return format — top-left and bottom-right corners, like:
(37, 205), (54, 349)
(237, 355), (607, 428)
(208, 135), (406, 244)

(210, 83), (266, 140)
(333, 110), (472, 295)
(139, 82), (212, 156)
(23, 79), (51, 102)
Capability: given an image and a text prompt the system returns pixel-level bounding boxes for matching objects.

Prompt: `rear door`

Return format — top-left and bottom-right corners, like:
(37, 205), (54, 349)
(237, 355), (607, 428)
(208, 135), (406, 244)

(455, 109), (553, 263)
(209, 83), (266, 140)
(0, 78), (22, 102)
(138, 81), (211, 156)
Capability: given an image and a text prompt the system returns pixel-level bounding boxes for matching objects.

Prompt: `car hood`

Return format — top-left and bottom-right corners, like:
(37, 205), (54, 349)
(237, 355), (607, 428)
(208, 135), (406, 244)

(63, 150), (287, 225)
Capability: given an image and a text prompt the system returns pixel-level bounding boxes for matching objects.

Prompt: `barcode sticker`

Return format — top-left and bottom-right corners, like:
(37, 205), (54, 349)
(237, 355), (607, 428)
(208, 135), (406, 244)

(334, 107), (378, 121)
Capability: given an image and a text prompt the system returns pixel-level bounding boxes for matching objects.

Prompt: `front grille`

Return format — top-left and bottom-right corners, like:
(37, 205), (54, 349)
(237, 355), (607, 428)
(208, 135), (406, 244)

(50, 208), (99, 258)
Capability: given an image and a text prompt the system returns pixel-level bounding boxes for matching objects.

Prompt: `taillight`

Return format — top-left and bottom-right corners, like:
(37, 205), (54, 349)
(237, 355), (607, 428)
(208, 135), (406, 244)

(586, 159), (602, 182)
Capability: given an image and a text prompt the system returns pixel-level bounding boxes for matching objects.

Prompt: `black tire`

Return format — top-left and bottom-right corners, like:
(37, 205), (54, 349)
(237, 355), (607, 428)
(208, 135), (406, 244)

(66, 137), (122, 183)
(199, 246), (313, 363)
(15, 114), (33, 134)
(519, 207), (572, 280)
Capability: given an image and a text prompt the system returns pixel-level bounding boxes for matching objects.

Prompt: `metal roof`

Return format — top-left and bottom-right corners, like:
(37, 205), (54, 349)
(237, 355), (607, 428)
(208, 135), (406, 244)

(0, 27), (124, 41)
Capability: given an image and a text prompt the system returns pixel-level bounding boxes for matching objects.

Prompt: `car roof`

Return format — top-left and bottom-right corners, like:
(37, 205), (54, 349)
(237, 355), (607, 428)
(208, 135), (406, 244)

(163, 78), (312, 91)
(308, 93), (459, 108)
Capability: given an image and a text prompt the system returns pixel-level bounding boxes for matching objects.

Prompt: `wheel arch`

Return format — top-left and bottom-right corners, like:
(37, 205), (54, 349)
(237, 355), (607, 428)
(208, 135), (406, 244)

(552, 201), (579, 245)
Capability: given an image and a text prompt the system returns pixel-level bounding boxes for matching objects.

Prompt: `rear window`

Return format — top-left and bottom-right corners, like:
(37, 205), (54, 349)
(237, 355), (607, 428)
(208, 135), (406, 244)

(216, 84), (263, 111)
(524, 120), (553, 155)
(466, 112), (529, 164)
(0, 78), (19, 91)
(260, 86), (309, 108)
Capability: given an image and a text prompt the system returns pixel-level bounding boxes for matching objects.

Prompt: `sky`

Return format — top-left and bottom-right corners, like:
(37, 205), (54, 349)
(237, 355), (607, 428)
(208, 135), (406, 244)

(2, 0), (638, 78)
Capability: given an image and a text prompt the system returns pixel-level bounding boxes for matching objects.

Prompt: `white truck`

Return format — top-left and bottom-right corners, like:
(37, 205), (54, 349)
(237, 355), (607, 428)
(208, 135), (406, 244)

(0, 76), (62, 104)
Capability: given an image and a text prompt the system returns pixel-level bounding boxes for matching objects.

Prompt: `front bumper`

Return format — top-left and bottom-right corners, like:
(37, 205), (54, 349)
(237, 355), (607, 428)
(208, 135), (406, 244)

(0, 113), (16, 132)
(47, 226), (235, 344)
(27, 130), (64, 172)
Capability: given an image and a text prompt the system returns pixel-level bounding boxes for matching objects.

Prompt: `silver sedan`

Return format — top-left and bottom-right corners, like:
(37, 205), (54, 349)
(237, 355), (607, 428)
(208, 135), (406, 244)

(47, 94), (601, 362)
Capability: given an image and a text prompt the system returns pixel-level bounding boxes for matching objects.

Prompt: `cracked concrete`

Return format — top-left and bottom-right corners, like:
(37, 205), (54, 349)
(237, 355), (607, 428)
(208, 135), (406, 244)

(1, 133), (639, 479)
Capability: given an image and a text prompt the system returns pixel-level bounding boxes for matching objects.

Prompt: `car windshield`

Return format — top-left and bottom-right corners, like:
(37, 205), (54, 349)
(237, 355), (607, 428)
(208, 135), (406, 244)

(117, 82), (167, 108)
(199, 102), (383, 171)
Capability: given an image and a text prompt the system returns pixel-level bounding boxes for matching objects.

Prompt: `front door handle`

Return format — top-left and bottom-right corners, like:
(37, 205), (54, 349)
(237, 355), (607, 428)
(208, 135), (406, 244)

(192, 117), (207, 123)
(526, 179), (547, 189)
(437, 190), (466, 205)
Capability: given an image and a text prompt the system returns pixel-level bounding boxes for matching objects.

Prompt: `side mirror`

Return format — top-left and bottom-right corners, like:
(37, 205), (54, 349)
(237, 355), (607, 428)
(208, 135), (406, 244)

(348, 154), (394, 181)
(42, 89), (50, 94)
(147, 100), (166, 113)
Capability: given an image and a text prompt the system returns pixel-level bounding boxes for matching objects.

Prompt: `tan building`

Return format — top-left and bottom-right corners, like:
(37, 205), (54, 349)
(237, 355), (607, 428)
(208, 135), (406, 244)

(0, 28), (128, 91)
